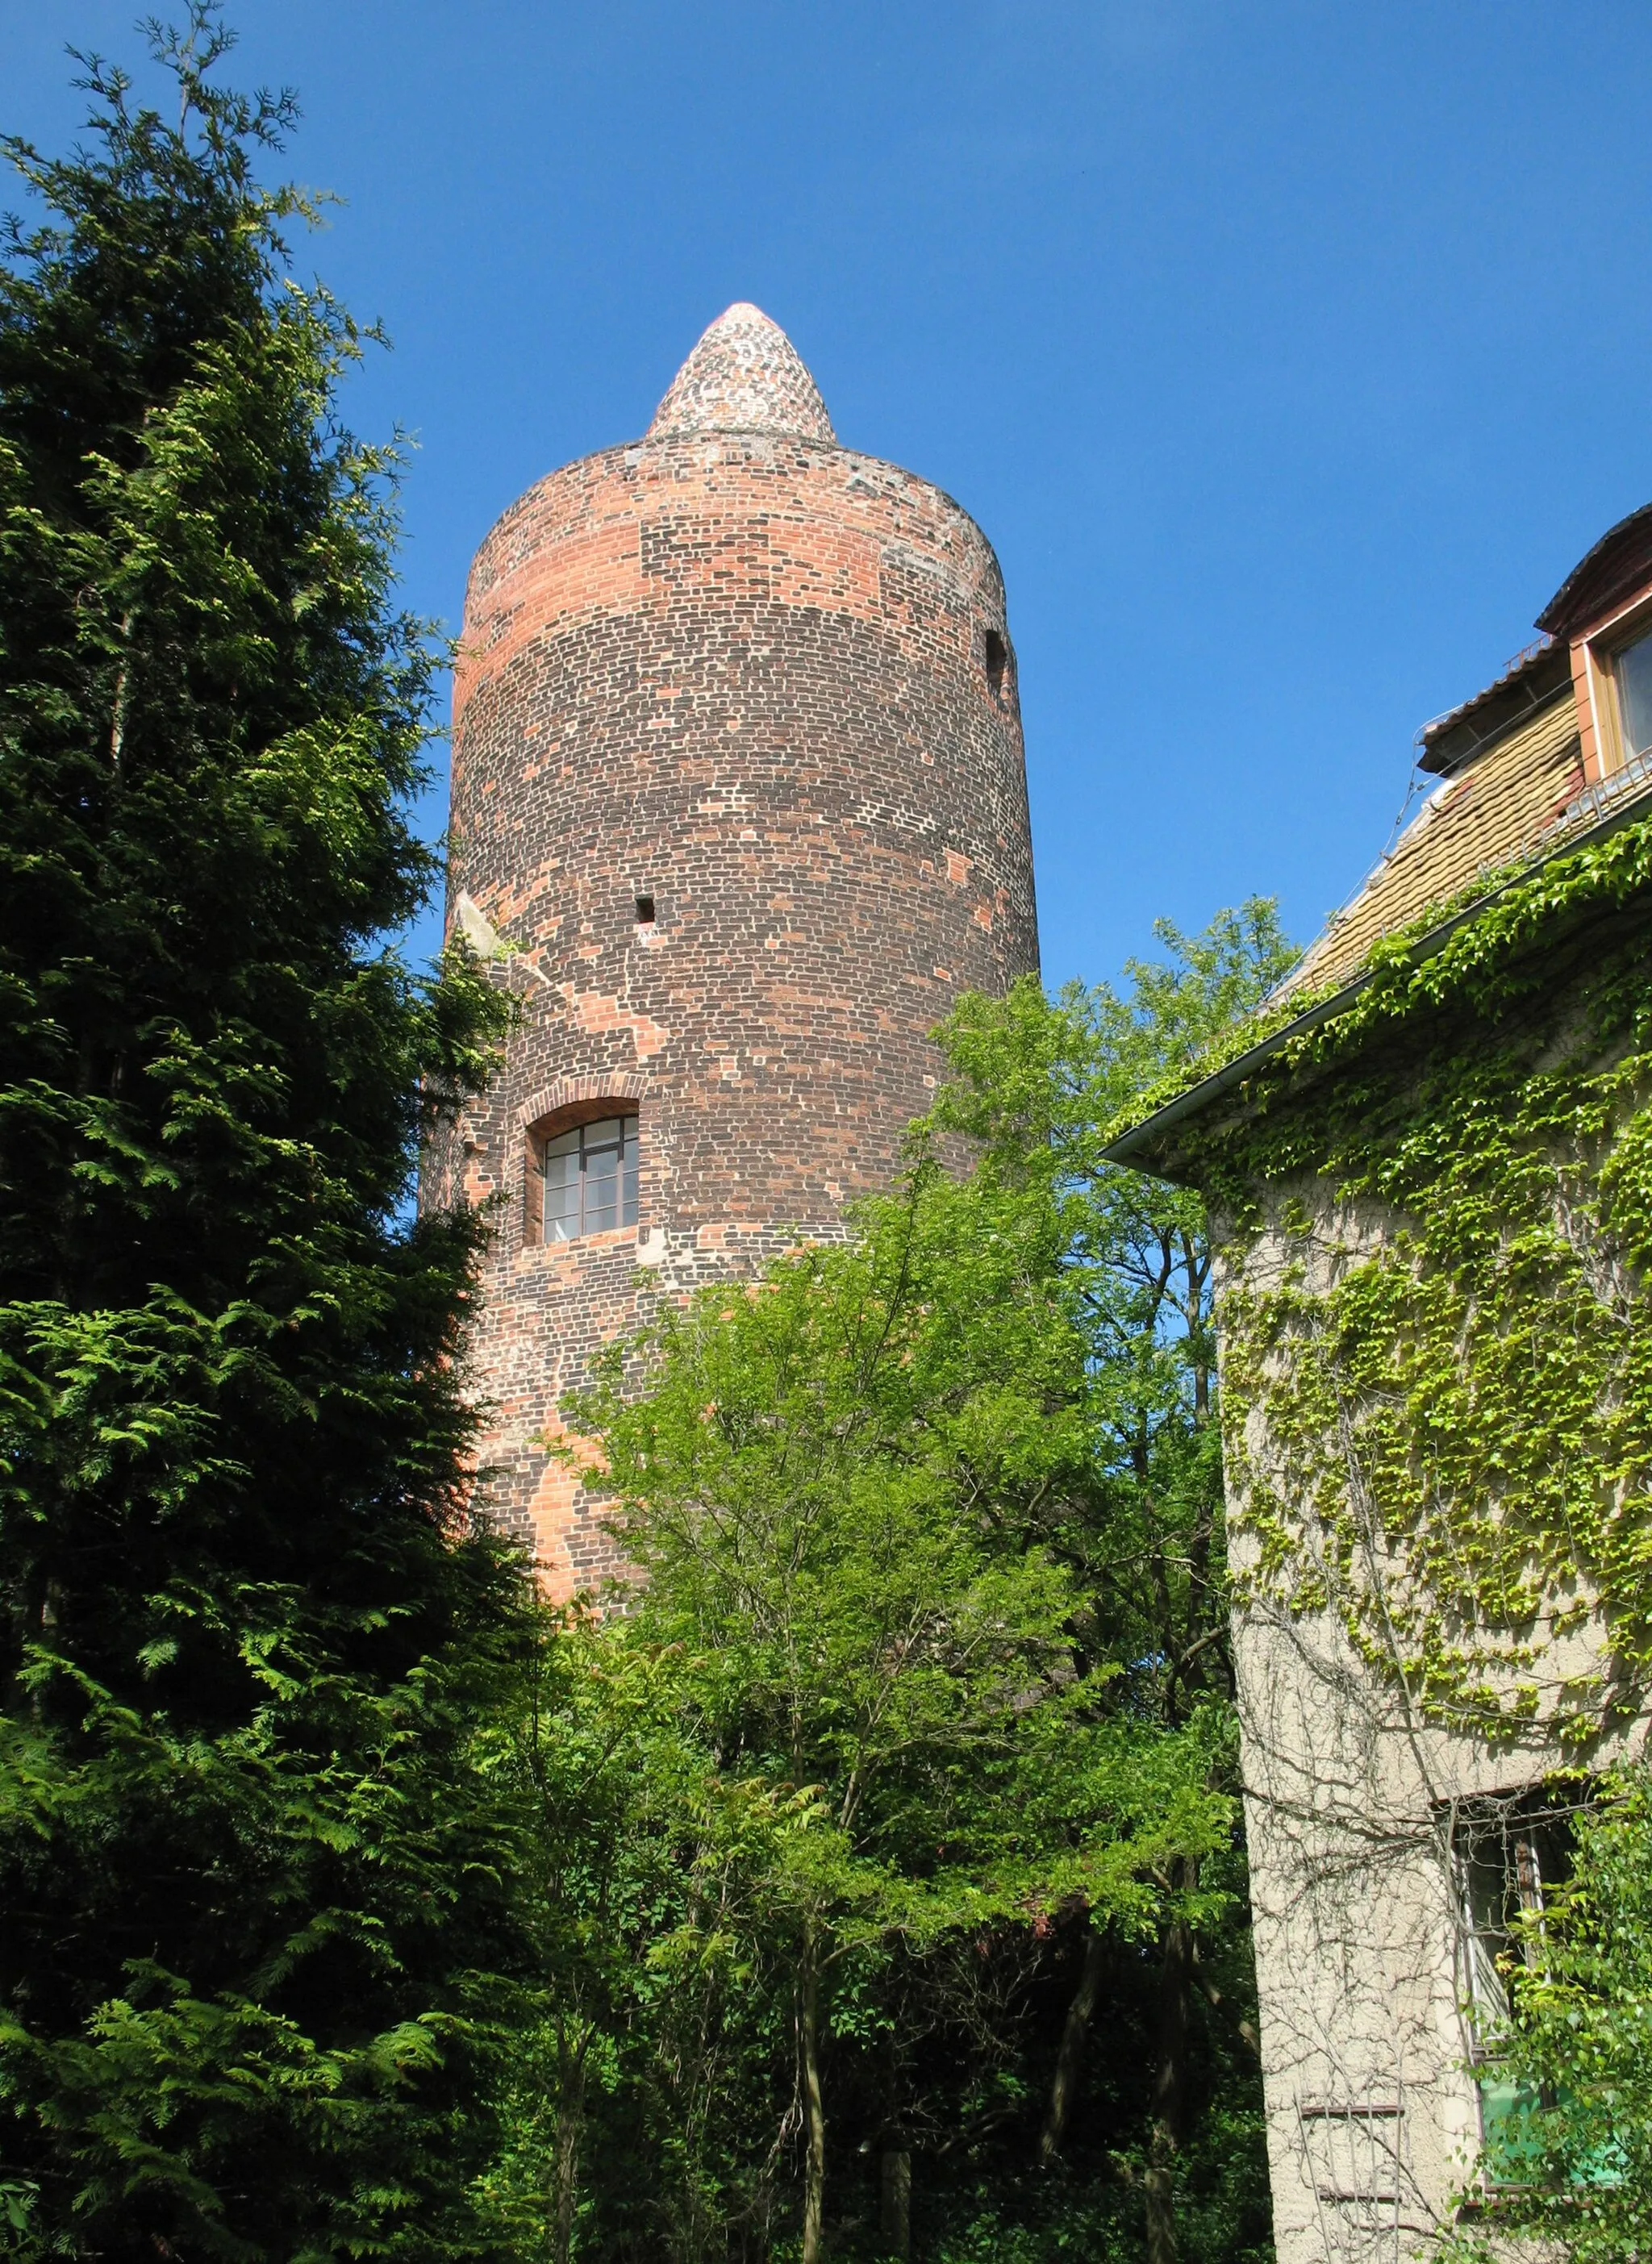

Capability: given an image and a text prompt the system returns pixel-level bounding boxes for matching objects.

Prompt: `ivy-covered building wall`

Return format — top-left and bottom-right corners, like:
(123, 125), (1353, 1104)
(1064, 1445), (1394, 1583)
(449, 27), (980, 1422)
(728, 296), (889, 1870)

(1110, 502), (1652, 2261)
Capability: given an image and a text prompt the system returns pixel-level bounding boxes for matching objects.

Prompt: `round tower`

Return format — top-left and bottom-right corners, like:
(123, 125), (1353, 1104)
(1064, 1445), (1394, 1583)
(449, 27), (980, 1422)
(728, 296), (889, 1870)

(444, 303), (1038, 1592)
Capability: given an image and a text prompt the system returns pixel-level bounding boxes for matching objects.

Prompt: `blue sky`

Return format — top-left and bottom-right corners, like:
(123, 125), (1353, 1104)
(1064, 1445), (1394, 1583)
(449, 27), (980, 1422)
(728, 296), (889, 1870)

(7, 2), (1652, 990)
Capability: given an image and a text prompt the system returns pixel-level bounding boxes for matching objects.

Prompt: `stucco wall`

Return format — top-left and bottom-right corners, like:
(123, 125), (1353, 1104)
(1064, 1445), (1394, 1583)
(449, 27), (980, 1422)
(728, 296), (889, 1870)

(1216, 1174), (1631, 2262)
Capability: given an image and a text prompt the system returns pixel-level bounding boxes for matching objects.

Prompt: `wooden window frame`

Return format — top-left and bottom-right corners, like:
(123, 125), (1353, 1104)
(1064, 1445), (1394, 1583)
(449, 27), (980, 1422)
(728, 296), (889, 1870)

(1575, 586), (1652, 781)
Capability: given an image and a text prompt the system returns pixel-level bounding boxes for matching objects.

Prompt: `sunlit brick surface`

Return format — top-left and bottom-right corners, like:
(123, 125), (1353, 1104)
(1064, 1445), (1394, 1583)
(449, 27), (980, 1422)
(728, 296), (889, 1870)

(435, 307), (1038, 1594)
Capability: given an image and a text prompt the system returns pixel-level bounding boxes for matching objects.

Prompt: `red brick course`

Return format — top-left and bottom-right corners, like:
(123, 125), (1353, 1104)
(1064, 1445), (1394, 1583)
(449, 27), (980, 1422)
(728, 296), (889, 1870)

(437, 312), (1038, 1595)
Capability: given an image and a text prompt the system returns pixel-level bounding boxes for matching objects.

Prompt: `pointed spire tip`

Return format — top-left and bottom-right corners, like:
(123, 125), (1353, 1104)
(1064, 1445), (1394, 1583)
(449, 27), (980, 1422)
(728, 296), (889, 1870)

(648, 302), (835, 444)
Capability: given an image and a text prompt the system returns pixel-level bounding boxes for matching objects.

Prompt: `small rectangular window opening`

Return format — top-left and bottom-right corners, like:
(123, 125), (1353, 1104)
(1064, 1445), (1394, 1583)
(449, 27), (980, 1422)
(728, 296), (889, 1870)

(635, 894), (656, 925)
(984, 628), (1007, 701)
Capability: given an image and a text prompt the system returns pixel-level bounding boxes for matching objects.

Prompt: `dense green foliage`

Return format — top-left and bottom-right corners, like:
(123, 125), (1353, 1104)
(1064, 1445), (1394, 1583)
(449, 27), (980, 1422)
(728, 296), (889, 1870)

(475, 911), (1294, 2264)
(933, 906), (1298, 1743)
(0, 15), (532, 2254)
(572, 1162), (1218, 2260)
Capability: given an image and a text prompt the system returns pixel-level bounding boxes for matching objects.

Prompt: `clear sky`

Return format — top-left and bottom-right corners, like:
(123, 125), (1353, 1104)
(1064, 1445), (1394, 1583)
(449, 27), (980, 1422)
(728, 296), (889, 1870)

(7, 2), (1652, 990)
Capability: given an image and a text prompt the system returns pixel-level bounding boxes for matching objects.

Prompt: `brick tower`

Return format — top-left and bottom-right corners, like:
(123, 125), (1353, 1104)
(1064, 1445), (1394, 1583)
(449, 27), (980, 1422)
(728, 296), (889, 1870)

(441, 303), (1038, 1592)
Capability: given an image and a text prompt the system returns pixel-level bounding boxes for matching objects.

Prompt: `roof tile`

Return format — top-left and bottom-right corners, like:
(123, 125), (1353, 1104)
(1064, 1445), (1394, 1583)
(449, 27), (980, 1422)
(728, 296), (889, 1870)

(1288, 691), (1585, 995)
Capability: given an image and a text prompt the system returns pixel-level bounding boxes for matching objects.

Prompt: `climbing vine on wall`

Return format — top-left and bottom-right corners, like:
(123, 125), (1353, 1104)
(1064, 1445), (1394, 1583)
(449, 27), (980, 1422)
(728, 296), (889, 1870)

(1154, 813), (1652, 1745)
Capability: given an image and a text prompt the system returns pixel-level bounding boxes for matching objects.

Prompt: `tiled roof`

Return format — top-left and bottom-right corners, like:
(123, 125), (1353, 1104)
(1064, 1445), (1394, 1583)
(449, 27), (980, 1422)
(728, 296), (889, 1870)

(1287, 690), (1586, 996)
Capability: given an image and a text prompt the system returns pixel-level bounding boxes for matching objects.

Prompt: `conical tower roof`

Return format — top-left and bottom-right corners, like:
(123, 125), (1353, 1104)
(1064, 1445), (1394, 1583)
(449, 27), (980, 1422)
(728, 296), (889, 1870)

(647, 302), (836, 443)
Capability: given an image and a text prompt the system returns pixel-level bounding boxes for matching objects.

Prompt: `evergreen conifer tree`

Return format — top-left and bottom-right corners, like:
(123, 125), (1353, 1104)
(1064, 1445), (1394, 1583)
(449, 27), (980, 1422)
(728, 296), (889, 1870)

(0, 12), (532, 2253)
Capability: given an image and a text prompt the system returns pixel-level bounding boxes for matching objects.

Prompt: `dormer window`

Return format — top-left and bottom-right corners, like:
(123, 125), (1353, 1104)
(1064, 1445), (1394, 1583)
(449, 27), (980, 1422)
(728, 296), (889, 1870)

(1573, 606), (1652, 778)
(527, 1110), (640, 1242)
(1534, 499), (1652, 782)
(1614, 625), (1652, 763)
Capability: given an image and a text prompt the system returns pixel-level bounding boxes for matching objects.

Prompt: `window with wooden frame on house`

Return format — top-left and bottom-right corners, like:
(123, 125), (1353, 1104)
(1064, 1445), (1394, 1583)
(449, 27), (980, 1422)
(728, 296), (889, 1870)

(525, 1111), (640, 1243)
(1613, 624), (1652, 763)
(1579, 607), (1652, 773)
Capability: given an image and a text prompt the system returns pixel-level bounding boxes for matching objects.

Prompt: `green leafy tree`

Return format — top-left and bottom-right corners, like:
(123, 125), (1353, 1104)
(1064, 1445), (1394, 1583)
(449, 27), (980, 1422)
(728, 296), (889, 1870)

(924, 903), (1296, 2264)
(0, 12), (530, 2254)
(476, 1612), (823, 2264)
(567, 1138), (1245, 2258)
(462, 910), (1287, 2264)
(930, 904), (1298, 1727)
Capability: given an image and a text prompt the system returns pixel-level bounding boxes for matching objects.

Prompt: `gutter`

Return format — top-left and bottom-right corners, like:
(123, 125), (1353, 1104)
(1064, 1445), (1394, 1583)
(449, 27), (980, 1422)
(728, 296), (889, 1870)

(1101, 770), (1652, 1170)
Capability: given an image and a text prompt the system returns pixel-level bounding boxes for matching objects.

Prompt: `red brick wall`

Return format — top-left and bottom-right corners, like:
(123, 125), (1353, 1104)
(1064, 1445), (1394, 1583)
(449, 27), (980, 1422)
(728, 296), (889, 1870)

(443, 426), (1038, 1595)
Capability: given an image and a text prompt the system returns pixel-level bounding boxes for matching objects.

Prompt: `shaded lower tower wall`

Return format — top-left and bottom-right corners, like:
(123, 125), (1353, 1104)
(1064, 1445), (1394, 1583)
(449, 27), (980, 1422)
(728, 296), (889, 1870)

(431, 306), (1039, 1595)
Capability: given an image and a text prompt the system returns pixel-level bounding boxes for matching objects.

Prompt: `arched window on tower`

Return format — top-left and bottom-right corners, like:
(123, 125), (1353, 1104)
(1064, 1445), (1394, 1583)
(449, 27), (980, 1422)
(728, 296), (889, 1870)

(526, 1107), (640, 1243)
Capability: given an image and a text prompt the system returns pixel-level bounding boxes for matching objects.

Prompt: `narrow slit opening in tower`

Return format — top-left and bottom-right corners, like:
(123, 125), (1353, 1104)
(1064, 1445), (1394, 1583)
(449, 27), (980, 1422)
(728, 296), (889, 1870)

(984, 629), (1007, 700)
(635, 894), (656, 925)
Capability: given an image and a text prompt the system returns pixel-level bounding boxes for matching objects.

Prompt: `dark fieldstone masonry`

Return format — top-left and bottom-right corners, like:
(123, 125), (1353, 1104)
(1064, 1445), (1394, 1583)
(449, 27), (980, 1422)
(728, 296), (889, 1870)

(432, 303), (1039, 1594)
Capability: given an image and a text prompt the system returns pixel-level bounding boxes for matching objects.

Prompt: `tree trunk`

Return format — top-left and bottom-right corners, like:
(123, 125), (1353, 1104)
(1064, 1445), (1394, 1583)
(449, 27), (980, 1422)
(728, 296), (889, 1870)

(1039, 1922), (1107, 2163)
(551, 2031), (589, 2264)
(879, 2146), (911, 2260)
(1146, 1880), (1194, 2264)
(801, 1922), (827, 2264)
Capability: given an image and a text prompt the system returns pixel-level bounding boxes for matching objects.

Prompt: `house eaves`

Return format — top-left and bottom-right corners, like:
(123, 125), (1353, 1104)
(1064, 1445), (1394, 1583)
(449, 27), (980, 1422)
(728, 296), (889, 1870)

(1102, 765), (1652, 1176)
